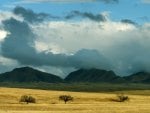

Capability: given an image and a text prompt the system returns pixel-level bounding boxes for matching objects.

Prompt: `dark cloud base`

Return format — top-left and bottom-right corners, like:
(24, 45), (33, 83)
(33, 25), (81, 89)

(65, 10), (106, 22)
(121, 19), (138, 25)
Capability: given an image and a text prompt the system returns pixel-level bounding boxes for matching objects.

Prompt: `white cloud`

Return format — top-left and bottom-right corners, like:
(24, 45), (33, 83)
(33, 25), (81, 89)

(33, 65), (75, 78)
(32, 20), (136, 54)
(0, 56), (18, 66)
(0, 30), (7, 42)
(35, 41), (67, 54)
(0, 55), (19, 73)
(32, 20), (150, 75)
(0, 11), (23, 23)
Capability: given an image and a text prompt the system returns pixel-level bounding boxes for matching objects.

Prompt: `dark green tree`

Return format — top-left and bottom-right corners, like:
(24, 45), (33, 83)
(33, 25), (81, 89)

(19, 95), (36, 104)
(59, 95), (73, 104)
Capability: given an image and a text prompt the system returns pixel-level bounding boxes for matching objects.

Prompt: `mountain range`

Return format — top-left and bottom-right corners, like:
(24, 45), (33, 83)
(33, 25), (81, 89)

(0, 67), (150, 84)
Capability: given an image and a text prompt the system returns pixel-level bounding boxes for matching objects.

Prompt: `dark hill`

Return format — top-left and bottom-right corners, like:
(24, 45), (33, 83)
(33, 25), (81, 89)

(65, 68), (150, 83)
(125, 72), (150, 83)
(65, 68), (125, 83)
(0, 67), (63, 83)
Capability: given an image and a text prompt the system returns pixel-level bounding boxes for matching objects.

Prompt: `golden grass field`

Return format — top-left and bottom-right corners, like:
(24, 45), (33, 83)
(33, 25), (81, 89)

(0, 87), (150, 113)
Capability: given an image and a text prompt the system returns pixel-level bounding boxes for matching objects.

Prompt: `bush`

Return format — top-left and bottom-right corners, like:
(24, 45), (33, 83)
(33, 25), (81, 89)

(117, 94), (129, 102)
(110, 93), (129, 102)
(59, 95), (73, 104)
(19, 95), (36, 104)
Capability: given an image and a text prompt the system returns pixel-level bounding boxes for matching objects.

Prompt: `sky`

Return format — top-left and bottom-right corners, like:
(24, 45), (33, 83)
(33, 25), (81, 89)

(0, 0), (150, 78)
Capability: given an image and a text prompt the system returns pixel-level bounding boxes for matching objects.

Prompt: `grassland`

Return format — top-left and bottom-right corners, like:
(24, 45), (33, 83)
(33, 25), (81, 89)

(0, 82), (150, 92)
(0, 87), (149, 113)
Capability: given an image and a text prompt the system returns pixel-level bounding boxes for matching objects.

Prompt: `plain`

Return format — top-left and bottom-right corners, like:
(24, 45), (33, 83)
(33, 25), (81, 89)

(0, 87), (149, 113)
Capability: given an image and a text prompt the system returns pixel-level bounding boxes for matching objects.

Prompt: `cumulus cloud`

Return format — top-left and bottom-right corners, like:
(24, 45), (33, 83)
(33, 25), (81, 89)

(1, 18), (67, 67)
(1, 18), (38, 64)
(1, 17), (109, 71)
(33, 20), (150, 76)
(65, 11), (106, 22)
(0, 6), (150, 77)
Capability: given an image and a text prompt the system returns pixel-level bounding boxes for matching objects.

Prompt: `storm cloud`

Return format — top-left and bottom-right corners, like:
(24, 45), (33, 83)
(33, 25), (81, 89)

(1, 16), (109, 70)
(0, 6), (150, 77)
(65, 11), (106, 22)
(1, 18), (67, 66)
(13, 6), (59, 23)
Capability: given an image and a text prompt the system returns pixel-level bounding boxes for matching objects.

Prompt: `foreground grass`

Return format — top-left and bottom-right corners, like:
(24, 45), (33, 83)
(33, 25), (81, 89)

(0, 87), (150, 113)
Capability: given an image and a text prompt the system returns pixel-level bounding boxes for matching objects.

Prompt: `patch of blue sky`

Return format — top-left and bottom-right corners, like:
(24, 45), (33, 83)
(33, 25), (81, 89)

(0, 0), (149, 23)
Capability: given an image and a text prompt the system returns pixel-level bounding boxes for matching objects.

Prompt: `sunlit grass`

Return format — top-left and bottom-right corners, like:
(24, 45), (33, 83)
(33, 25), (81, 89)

(0, 87), (149, 113)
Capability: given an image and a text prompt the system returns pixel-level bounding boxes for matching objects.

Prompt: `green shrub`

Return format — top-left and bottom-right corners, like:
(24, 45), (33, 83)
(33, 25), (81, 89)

(59, 95), (73, 104)
(19, 95), (36, 104)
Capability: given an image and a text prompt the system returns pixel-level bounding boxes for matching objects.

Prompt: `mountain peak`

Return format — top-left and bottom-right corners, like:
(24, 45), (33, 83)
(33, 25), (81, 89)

(65, 68), (119, 82)
(0, 67), (63, 83)
(12, 66), (34, 71)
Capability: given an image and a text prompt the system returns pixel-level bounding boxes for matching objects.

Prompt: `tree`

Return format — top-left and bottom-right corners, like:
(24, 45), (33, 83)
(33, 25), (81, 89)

(59, 95), (73, 104)
(19, 95), (36, 104)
